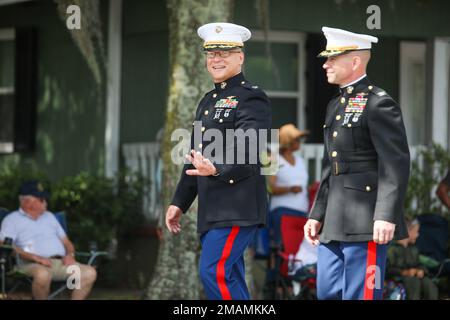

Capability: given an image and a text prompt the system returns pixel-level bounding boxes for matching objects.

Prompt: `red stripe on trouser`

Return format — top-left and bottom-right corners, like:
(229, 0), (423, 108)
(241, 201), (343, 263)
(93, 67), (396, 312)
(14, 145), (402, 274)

(363, 241), (377, 300)
(216, 226), (240, 300)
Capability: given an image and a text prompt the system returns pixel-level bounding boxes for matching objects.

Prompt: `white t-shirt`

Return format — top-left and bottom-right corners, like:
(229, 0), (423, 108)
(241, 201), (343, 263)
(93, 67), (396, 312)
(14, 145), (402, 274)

(0, 208), (67, 258)
(295, 239), (318, 266)
(270, 154), (309, 213)
(288, 239), (318, 275)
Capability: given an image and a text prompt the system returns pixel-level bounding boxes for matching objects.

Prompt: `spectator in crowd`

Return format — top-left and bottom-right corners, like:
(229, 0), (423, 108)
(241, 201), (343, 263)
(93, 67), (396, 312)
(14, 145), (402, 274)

(436, 169), (450, 210)
(0, 181), (97, 300)
(387, 217), (439, 300)
(268, 123), (310, 246)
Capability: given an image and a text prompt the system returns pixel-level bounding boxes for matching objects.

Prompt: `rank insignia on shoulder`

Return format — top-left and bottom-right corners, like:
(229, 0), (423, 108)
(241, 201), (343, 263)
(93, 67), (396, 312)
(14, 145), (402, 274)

(346, 96), (368, 113)
(377, 91), (387, 96)
(214, 96), (239, 109)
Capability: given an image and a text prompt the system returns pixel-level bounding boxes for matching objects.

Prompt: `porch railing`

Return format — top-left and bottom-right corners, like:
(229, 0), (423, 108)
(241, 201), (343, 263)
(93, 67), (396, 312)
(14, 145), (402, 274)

(122, 143), (426, 222)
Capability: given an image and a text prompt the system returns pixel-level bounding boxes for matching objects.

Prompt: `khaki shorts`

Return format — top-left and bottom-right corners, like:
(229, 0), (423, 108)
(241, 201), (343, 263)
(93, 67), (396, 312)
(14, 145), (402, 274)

(16, 258), (83, 281)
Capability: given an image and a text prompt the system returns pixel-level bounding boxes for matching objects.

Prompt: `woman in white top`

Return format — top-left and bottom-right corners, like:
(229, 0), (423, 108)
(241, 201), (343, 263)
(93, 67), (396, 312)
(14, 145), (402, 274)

(268, 123), (310, 245)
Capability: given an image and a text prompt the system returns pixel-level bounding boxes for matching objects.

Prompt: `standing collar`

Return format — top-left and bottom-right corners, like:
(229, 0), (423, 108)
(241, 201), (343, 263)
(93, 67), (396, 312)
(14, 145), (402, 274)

(340, 74), (367, 89)
(214, 72), (246, 92)
(339, 75), (371, 95)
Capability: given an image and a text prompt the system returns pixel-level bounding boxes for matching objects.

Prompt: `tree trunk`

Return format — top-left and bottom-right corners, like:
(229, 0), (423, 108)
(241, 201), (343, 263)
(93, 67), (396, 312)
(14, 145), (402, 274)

(143, 0), (232, 300)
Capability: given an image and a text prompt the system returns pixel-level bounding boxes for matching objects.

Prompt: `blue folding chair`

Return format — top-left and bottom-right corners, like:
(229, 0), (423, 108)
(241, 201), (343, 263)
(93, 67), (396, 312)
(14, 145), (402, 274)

(415, 214), (450, 283)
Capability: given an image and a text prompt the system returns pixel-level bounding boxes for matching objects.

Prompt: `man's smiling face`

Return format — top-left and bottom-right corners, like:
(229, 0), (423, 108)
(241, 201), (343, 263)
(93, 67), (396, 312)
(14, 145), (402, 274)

(206, 50), (244, 83)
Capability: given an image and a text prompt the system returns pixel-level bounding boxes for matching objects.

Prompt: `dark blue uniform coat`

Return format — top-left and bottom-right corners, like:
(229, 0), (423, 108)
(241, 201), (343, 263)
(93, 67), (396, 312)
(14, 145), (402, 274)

(309, 77), (410, 242)
(171, 72), (272, 234)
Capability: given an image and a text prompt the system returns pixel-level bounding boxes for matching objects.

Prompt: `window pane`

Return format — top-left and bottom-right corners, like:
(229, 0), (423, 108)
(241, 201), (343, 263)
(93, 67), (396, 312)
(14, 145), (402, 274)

(400, 42), (426, 146)
(0, 40), (14, 87)
(269, 97), (297, 129)
(245, 42), (298, 91)
(0, 94), (14, 143)
(408, 62), (426, 145)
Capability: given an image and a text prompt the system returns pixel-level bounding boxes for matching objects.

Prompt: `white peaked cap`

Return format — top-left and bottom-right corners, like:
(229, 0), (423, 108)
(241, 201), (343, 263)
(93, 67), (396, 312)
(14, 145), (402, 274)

(197, 22), (251, 51)
(318, 26), (379, 58)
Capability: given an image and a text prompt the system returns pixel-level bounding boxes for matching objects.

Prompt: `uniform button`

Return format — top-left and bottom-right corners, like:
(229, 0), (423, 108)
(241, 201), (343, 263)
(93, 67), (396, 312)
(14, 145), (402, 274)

(368, 85), (373, 90)
(333, 131), (338, 138)
(229, 179), (234, 184)
(340, 97), (346, 104)
(323, 124), (326, 128)
(192, 122), (195, 126)
(213, 93), (217, 98)
(201, 127), (206, 132)
(204, 110), (209, 115)
(241, 81), (245, 85)
(347, 123), (352, 128)
(219, 119), (223, 123)
(198, 143), (203, 148)
(331, 151), (337, 158)
(366, 186), (371, 192)
(336, 115), (341, 121)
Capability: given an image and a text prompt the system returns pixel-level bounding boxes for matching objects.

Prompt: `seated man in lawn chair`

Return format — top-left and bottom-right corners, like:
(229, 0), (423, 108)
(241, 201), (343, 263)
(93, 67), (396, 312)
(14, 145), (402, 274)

(386, 217), (439, 300)
(0, 181), (97, 300)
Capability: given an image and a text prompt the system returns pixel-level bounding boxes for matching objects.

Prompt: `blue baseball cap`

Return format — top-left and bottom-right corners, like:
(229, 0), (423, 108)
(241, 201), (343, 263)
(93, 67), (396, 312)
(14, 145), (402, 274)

(19, 180), (50, 199)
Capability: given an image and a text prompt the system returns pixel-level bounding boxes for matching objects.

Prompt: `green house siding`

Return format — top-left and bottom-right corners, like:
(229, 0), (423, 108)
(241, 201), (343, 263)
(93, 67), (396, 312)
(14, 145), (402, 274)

(0, 0), (106, 181)
(368, 37), (400, 101)
(233, 0), (450, 104)
(121, 0), (168, 144)
(1, 0), (448, 180)
(234, 0), (450, 37)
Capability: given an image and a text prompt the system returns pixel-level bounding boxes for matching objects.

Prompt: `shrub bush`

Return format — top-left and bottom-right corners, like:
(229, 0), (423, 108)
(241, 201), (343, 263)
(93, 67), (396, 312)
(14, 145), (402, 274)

(405, 143), (450, 218)
(0, 163), (148, 251)
(0, 161), (49, 211)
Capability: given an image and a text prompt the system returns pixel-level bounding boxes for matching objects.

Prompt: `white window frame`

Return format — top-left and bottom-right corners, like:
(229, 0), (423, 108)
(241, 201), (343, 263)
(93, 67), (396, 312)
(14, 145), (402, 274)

(399, 41), (427, 147)
(105, 0), (123, 177)
(0, 0), (34, 6)
(249, 30), (307, 130)
(0, 28), (15, 154)
(430, 38), (450, 150)
(448, 41), (450, 148)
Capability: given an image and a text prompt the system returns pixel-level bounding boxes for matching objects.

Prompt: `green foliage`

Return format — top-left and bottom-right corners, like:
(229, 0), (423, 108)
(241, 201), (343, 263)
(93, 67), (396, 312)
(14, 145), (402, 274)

(50, 172), (119, 250)
(115, 171), (148, 236)
(0, 163), (148, 251)
(0, 161), (49, 211)
(54, 0), (106, 86)
(405, 143), (450, 218)
(51, 171), (148, 250)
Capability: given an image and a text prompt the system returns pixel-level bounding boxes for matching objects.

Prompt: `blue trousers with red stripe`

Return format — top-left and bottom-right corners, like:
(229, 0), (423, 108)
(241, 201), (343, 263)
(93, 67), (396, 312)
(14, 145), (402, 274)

(199, 226), (257, 300)
(317, 241), (388, 300)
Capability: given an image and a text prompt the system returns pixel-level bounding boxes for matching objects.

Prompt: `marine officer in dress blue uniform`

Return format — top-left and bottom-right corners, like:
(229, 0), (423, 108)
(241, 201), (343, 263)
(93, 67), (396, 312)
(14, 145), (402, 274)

(165, 22), (271, 300)
(304, 27), (410, 300)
